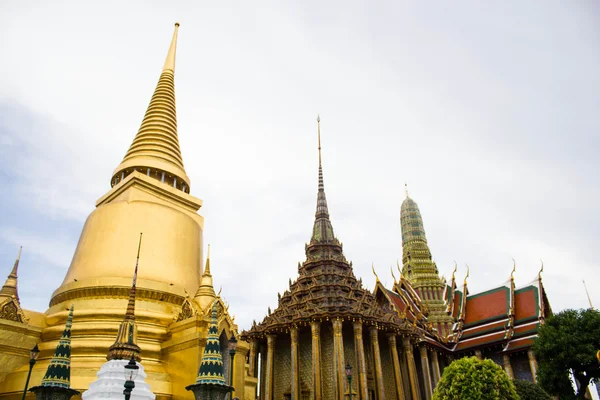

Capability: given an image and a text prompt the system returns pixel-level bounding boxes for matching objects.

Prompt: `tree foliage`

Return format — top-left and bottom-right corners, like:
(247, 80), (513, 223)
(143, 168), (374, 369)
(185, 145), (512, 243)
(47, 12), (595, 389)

(533, 308), (600, 399)
(513, 379), (551, 400)
(433, 356), (518, 400)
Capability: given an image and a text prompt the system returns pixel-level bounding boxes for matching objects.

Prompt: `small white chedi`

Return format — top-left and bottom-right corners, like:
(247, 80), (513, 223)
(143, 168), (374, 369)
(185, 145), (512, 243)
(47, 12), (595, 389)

(82, 359), (155, 400)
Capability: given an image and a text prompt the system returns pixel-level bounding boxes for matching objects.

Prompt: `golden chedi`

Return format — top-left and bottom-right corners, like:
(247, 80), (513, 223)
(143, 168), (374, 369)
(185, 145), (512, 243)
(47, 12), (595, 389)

(0, 24), (246, 399)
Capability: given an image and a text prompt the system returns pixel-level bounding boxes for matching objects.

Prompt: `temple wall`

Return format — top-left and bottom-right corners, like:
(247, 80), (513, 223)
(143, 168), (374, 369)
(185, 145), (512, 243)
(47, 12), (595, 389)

(273, 334), (291, 399)
(512, 352), (533, 381)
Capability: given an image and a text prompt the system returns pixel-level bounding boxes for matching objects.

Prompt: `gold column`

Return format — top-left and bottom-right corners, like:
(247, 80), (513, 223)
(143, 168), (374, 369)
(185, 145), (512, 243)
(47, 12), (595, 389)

(403, 338), (421, 400)
(291, 327), (300, 400)
(265, 334), (276, 400)
(419, 345), (433, 400)
(430, 350), (441, 388)
(249, 339), (257, 377)
(311, 321), (322, 400)
(370, 326), (385, 400)
(528, 350), (538, 383)
(354, 322), (369, 400)
(388, 334), (406, 400)
(474, 349), (483, 360)
(333, 319), (346, 400)
(503, 354), (514, 379)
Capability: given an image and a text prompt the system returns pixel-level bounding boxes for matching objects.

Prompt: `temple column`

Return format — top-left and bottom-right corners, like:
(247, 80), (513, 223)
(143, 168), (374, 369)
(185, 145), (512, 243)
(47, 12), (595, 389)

(353, 322), (369, 400)
(249, 339), (257, 377)
(388, 334), (406, 400)
(291, 327), (300, 400)
(265, 334), (276, 400)
(419, 345), (433, 400)
(369, 327), (385, 400)
(430, 350), (441, 388)
(503, 354), (514, 379)
(474, 349), (483, 360)
(403, 338), (421, 400)
(528, 350), (538, 383)
(333, 319), (346, 400)
(311, 321), (322, 400)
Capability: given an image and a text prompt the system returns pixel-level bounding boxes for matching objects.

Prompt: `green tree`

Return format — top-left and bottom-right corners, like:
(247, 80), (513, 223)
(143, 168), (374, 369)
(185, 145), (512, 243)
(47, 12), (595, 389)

(533, 308), (600, 399)
(433, 356), (518, 400)
(513, 380), (551, 400)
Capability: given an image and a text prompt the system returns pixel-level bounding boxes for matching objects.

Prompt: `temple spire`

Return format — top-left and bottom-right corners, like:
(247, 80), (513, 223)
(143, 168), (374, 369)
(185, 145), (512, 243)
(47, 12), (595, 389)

(311, 116), (336, 243)
(1, 246), (22, 300)
(41, 305), (75, 388)
(194, 244), (216, 312)
(107, 233), (143, 361)
(112, 23), (190, 191)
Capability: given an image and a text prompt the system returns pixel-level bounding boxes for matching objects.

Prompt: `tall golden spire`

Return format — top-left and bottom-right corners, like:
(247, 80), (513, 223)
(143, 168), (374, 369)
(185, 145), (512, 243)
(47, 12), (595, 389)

(112, 23), (191, 190)
(1, 247), (22, 301)
(311, 115), (336, 243)
(107, 233), (143, 361)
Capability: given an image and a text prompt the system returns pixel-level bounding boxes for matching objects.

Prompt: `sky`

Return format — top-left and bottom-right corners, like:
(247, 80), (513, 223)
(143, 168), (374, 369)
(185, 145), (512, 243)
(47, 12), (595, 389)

(0, 1), (599, 340)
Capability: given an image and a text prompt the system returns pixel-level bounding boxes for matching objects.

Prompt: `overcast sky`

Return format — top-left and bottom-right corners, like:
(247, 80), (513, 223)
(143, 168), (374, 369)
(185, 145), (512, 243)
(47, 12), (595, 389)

(0, 2), (599, 338)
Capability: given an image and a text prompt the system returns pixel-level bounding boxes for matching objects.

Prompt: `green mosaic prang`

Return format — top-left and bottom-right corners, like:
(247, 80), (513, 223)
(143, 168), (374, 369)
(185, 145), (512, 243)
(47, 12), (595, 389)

(196, 302), (226, 385)
(41, 304), (74, 388)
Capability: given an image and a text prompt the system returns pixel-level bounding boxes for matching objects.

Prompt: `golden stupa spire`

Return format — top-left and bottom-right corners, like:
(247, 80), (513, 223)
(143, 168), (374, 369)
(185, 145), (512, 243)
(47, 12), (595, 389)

(107, 233), (143, 361)
(112, 22), (191, 190)
(1, 247), (22, 300)
(194, 244), (216, 312)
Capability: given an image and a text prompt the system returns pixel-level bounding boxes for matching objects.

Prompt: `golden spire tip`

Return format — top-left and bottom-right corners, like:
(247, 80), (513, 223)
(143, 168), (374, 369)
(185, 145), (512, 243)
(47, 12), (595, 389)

(17, 246), (22, 261)
(175, 22), (180, 27)
(404, 182), (409, 198)
(163, 22), (180, 72)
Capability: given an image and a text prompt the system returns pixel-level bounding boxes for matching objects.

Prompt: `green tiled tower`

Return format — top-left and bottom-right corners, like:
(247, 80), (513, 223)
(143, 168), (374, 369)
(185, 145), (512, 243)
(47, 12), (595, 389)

(29, 305), (79, 400)
(186, 302), (233, 399)
(401, 188), (454, 338)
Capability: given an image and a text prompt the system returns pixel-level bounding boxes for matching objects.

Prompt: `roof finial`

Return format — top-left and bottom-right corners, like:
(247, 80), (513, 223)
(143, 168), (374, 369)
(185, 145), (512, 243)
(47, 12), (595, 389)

(583, 280), (594, 309)
(372, 263), (380, 283)
(511, 258), (516, 281)
(163, 22), (180, 72)
(390, 266), (397, 285)
(464, 264), (470, 285)
(317, 114), (323, 191)
(204, 244), (211, 275)
(538, 259), (544, 281)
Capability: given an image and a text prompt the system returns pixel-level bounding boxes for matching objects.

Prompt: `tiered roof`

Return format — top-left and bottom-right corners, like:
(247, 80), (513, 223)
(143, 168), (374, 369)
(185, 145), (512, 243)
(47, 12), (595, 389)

(245, 118), (417, 339)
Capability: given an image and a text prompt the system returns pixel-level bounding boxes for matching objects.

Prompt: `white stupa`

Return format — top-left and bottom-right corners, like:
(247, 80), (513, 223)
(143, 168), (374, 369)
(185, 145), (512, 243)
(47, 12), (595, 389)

(82, 234), (155, 400)
(83, 359), (155, 400)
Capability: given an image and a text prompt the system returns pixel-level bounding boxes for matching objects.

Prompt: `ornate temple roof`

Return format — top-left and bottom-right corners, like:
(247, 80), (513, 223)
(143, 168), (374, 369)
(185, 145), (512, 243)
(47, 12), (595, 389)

(112, 22), (191, 190)
(244, 118), (415, 338)
(41, 305), (74, 388)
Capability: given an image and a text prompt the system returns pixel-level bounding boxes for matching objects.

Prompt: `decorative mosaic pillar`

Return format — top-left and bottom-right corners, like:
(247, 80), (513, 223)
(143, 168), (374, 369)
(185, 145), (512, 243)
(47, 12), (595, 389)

(333, 319), (346, 400)
(311, 321), (322, 400)
(369, 327), (385, 400)
(265, 334), (276, 400)
(503, 354), (514, 379)
(291, 327), (300, 400)
(419, 345), (433, 400)
(527, 350), (538, 383)
(354, 322), (369, 400)
(249, 339), (257, 377)
(430, 350), (441, 387)
(387, 334), (406, 400)
(474, 349), (483, 360)
(403, 338), (420, 400)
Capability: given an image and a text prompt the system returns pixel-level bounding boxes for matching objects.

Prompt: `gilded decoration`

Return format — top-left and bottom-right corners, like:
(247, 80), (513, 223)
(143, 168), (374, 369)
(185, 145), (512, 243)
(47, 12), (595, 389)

(0, 298), (26, 323)
(176, 299), (196, 322)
